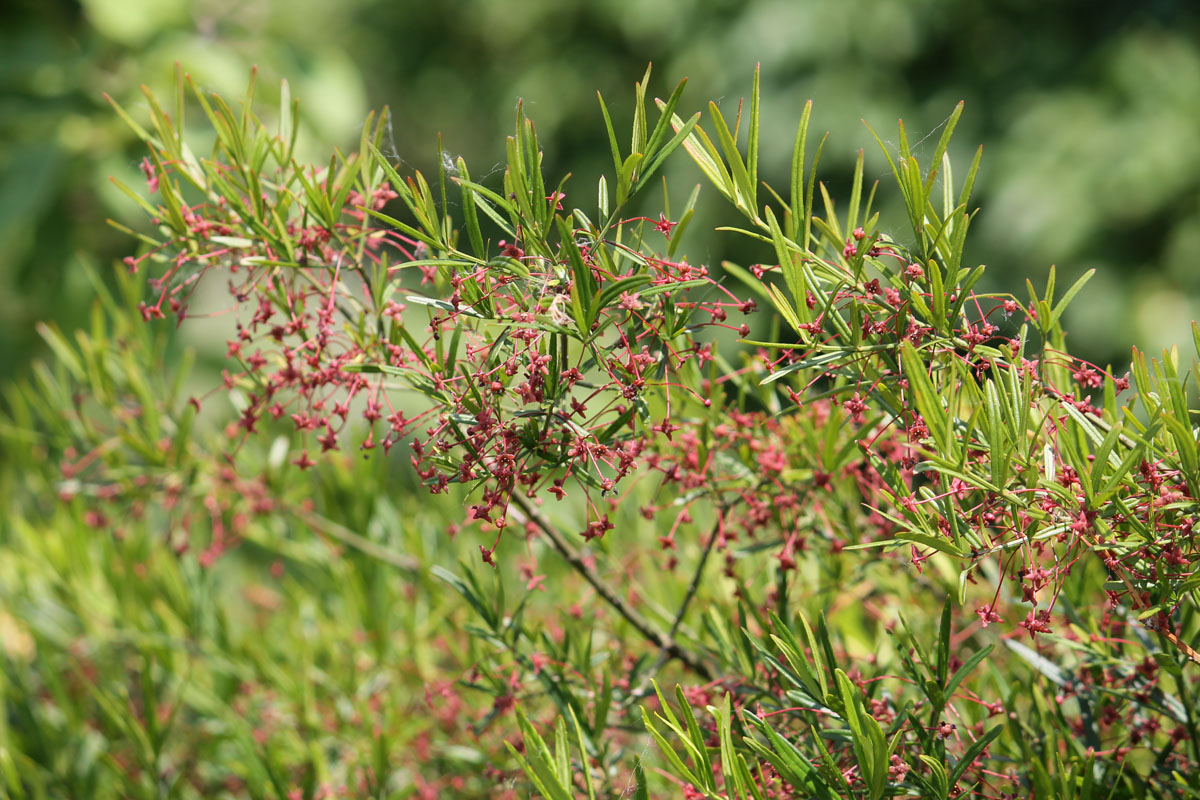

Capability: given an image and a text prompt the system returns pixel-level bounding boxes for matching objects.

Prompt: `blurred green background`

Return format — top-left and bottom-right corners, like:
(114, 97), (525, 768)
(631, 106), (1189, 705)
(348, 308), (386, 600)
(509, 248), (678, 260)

(4, 0), (1200, 383)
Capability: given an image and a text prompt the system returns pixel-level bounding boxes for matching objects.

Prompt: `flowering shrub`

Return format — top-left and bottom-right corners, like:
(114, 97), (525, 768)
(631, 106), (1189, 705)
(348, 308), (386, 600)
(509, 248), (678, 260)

(5, 66), (1200, 798)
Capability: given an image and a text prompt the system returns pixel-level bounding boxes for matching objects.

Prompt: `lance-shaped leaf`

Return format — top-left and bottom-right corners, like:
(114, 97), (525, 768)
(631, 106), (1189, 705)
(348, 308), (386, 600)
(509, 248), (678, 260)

(900, 341), (951, 453)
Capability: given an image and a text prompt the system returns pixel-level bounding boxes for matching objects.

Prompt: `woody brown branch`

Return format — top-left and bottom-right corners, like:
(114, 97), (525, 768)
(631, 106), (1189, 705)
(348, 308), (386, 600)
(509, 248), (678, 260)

(509, 494), (715, 681)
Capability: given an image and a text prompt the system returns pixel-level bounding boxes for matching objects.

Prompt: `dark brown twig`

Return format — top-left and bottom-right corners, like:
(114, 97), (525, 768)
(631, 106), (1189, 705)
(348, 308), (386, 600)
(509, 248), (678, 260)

(509, 494), (714, 680)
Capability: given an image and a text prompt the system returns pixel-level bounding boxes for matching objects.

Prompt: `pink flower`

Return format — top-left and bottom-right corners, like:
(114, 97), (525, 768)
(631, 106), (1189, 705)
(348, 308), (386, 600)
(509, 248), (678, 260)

(843, 392), (868, 423)
(617, 291), (644, 312)
(976, 604), (1002, 627)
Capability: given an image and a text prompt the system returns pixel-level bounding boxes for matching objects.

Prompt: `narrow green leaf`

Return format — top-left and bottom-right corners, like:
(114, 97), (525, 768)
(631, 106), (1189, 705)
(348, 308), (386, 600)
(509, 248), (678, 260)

(633, 756), (650, 800)
(632, 63), (652, 158)
(958, 144), (983, 210)
(924, 101), (964, 197)
(765, 207), (808, 322)
(1049, 269), (1095, 328)
(936, 598), (952, 688)
(597, 91), (623, 177)
(846, 149), (864, 237)
(790, 100), (813, 240)
(632, 112), (700, 197)
(644, 78), (689, 161)
(567, 706), (597, 800)
(553, 716), (570, 787)
(676, 685), (717, 790)
(641, 708), (701, 785)
(918, 754), (951, 800)
(616, 152), (645, 207)
(708, 101), (757, 219)
(804, 132), (827, 251)
(748, 64), (760, 198)
(901, 342), (950, 453)
(944, 645), (994, 700)
(453, 157), (487, 258)
(663, 104), (736, 203)
(946, 724), (1003, 788)
(768, 613), (824, 704)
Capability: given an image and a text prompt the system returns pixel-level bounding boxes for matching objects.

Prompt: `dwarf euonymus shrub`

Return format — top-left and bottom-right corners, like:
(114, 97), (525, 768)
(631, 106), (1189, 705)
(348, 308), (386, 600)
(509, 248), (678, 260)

(14, 66), (1200, 797)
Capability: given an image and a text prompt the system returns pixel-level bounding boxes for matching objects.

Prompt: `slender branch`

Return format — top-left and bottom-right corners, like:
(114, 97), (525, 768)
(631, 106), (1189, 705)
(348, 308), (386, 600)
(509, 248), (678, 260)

(668, 514), (723, 641)
(290, 508), (420, 572)
(509, 494), (714, 680)
(631, 513), (724, 699)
